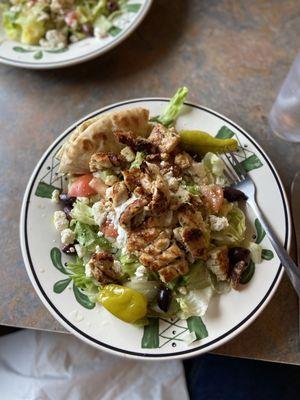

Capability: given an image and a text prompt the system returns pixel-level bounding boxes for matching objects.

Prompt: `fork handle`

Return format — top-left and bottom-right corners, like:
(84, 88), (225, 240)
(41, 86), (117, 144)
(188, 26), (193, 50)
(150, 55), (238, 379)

(249, 200), (300, 297)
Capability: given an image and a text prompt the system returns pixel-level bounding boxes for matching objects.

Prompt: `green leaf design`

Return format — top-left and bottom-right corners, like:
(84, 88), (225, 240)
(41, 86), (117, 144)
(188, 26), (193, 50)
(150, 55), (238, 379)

(126, 3), (141, 12)
(35, 181), (60, 198)
(187, 316), (208, 340)
(241, 154), (263, 172)
(262, 249), (274, 260)
(50, 247), (69, 275)
(13, 46), (34, 53)
(73, 284), (95, 309)
(255, 218), (266, 244)
(53, 278), (71, 293)
(240, 260), (255, 284)
(109, 26), (122, 36)
(215, 126), (235, 139)
(142, 318), (159, 348)
(45, 48), (68, 54)
(34, 50), (43, 60)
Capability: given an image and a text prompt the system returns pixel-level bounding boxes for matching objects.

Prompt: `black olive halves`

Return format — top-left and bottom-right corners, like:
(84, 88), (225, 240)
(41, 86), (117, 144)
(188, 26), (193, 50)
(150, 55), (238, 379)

(157, 288), (172, 312)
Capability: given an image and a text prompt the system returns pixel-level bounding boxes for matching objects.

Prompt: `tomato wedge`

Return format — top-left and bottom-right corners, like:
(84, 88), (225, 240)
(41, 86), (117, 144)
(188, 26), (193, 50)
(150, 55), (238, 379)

(89, 177), (108, 197)
(68, 174), (97, 197)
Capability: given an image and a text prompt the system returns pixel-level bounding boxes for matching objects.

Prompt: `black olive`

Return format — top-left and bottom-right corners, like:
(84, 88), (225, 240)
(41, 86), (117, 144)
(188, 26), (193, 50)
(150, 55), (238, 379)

(63, 205), (73, 221)
(223, 187), (248, 202)
(107, 0), (119, 12)
(59, 193), (76, 206)
(228, 247), (250, 266)
(157, 288), (172, 312)
(62, 244), (76, 255)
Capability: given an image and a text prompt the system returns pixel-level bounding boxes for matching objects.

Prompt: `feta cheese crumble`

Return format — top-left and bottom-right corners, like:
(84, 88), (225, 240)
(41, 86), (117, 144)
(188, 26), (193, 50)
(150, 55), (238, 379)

(61, 228), (75, 245)
(135, 265), (148, 280)
(92, 201), (107, 226)
(209, 215), (229, 231)
(51, 189), (60, 204)
(53, 211), (69, 232)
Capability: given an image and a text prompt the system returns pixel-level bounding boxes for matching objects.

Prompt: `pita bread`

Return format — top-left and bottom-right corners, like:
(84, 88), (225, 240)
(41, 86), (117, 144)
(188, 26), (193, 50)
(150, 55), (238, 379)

(58, 108), (150, 174)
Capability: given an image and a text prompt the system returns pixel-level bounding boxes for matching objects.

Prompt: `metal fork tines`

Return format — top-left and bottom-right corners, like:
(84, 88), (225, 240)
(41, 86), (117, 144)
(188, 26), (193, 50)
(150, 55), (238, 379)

(221, 152), (300, 297)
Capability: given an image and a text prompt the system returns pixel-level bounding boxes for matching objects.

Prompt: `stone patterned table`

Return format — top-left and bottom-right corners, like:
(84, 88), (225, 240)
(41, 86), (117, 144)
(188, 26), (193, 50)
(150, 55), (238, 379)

(0, 0), (299, 364)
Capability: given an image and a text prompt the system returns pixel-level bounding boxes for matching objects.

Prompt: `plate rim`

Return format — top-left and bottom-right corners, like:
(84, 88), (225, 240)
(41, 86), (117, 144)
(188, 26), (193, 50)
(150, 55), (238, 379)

(20, 98), (291, 360)
(0, 0), (152, 70)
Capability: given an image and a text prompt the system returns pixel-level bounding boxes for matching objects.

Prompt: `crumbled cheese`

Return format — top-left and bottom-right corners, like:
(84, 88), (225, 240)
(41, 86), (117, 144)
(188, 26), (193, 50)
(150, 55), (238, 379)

(61, 228), (75, 245)
(97, 231), (104, 237)
(113, 260), (122, 274)
(178, 286), (188, 295)
(85, 262), (92, 278)
(209, 215), (229, 231)
(135, 265), (148, 280)
(53, 211), (69, 232)
(39, 29), (67, 49)
(77, 197), (89, 205)
(92, 201), (107, 226)
(121, 146), (135, 162)
(164, 171), (179, 191)
(182, 331), (197, 345)
(75, 244), (85, 258)
(51, 189), (60, 203)
(95, 245), (101, 253)
(104, 175), (119, 186)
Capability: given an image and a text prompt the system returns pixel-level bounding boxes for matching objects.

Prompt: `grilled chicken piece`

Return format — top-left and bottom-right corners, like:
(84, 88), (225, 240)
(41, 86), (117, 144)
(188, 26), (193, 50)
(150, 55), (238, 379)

(126, 227), (162, 253)
(88, 252), (120, 284)
(174, 152), (193, 169)
(119, 199), (146, 229)
(174, 226), (207, 260)
(114, 130), (158, 154)
(139, 238), (188, 283)
(147, 124), (180, 154)
(111, 181), (129, 207)
(230, 260), (247, 290)
(143, 210), (174, 228)
(122, 168), (142, 193)
(177, 204), (206, 231)
(201, 184), (224, 213)
(206, 247), (229, 281)
(89, 152), (126, 171)
(148, 175), (170, 212)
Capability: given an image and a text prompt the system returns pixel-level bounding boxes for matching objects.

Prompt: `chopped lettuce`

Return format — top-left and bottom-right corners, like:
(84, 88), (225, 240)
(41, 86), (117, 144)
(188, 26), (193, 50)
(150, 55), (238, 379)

(158, 87), (188, 127)
(203, 152), (227, 186)
(130, 151), (146, 170)
(75, 222), (98, 247)
(94, 14), (112, 36)
(209, 272), (231, 294)
(71, 201), (97, 225)
(211, 205), (246, 245)
(67, 258), (98, 293)
(119, 253), (140, 276)
(177, 287), (213, 319)
(182, 260), (211, 290)
(247, 242), (262, 264)
(124, 279), (159, 302)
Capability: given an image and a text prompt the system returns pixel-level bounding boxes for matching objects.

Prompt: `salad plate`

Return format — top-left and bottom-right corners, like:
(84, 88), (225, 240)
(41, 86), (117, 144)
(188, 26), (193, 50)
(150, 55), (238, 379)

(0, 1), (152, 69)
(20, 94), (291, 360)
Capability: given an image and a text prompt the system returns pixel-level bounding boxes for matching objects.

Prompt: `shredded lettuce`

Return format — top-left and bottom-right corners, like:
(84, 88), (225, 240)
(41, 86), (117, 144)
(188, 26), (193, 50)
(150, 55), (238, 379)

(177, 287), (213, 319)
(124, 280), (159, 302)
(71, 201), (97, 225)
(211, 205), (246, 245)
(158, 87), (189, 127)
(209, 272), (231, 294)
(203, 152), (227, 186)
(74, 222), (111, 252)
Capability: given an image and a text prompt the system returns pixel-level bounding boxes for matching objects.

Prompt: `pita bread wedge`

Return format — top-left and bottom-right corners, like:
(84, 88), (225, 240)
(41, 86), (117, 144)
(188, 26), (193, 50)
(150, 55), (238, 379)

(58, 108), (151, 174)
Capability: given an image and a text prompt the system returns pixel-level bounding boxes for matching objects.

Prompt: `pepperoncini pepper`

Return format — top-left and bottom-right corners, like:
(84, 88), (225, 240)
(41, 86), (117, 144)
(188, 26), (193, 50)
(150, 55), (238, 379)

(179, 130), (238, 155)
(98, 284), (147, 323)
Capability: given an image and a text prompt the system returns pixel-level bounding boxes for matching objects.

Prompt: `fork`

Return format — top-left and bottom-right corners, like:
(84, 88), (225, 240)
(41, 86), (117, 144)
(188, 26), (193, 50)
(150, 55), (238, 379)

(222, 152), (300, 297)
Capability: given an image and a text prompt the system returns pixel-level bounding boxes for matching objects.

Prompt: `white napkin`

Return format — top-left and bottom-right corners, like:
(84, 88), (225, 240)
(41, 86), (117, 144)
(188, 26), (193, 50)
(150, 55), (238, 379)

(0, 330), (189, 400)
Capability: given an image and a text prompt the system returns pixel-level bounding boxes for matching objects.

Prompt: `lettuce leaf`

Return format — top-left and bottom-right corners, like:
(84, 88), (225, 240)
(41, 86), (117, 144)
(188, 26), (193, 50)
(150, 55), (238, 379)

(74, 222), (98, 246)
(71, 201), (97, 225)
(202, 152), (227, 186)
(158, 87), (188, 127)
(182, 260), (211, 290)
(67, 258), (98, 293)
(119, 253), (140, 276)
(177, 287), (213, 319)
(211, 205), (246, 245)
(130, 151), (146, 170)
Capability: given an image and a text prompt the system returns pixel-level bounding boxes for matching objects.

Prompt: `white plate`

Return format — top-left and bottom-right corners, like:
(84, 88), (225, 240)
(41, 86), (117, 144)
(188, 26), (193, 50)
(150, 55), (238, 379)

(20, 99), (291, 360)
(0, 1), (152, 69)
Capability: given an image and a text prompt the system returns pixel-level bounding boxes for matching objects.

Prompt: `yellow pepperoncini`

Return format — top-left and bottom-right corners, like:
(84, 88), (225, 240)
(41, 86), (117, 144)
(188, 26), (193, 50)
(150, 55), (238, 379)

(179, 130), (238, 155)
(98, 284), (147, 323)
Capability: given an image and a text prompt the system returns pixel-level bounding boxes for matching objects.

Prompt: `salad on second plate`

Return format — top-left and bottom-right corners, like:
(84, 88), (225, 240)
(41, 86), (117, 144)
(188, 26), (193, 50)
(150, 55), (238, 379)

(1, 0), (130, 48)
(51, 88), (261, 334)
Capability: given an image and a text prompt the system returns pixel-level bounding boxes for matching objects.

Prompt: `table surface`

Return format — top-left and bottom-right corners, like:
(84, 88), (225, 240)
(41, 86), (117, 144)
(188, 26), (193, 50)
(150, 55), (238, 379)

(1, 0), (300, 365)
